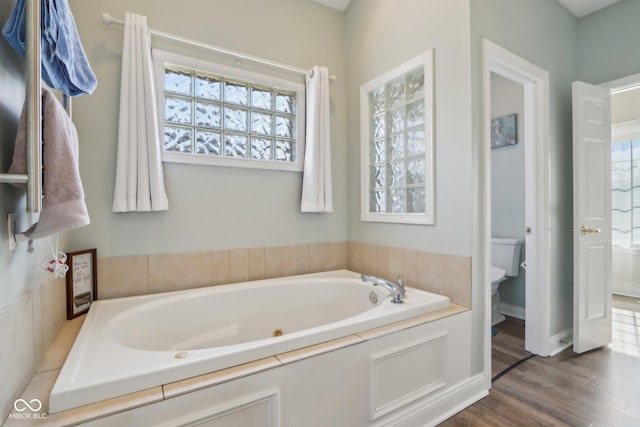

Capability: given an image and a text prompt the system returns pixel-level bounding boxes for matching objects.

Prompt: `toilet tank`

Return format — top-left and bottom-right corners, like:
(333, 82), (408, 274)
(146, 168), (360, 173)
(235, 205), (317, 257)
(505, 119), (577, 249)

(491, 238), (524, 277)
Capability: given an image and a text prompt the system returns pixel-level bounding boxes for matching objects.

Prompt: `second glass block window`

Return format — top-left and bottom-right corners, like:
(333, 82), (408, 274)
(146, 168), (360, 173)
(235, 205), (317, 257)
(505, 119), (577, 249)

(368, 66), (426, 214)
(361, 50), (433, 224)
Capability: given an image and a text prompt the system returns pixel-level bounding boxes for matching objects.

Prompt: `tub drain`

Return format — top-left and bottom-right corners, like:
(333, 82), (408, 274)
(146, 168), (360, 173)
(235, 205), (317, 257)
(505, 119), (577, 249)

(272, 328), (284, 337)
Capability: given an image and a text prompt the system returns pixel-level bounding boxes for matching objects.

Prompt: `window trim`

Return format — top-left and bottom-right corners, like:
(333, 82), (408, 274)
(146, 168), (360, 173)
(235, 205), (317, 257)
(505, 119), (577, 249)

(612, 119), (640, 141)
(359, 50), (435, 225)
(152, 49), (306, 172)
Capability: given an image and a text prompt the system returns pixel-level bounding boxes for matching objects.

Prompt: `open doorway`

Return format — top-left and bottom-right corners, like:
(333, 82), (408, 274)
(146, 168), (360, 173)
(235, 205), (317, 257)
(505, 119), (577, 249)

(603, 75), (640, 357)
(482, 39), (553, 384)
(489, 72), (529, 376)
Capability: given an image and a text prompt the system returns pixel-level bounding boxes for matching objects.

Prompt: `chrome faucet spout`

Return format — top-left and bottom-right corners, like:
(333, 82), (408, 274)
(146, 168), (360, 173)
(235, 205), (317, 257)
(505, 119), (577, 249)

(361, 274), (406, 304)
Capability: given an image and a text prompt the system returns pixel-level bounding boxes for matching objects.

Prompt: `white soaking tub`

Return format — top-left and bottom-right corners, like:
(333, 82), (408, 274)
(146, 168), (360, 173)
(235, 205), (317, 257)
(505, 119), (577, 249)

(49, 270), (450, 413)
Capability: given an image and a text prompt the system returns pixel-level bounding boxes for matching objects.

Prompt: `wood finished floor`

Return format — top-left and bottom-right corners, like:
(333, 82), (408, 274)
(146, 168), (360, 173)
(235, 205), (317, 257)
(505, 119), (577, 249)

(441, 315), (640, 426)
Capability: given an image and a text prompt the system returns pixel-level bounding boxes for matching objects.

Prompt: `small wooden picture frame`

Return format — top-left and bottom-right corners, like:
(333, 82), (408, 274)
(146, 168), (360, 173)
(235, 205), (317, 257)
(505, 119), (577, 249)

(65, 249), (97, 320)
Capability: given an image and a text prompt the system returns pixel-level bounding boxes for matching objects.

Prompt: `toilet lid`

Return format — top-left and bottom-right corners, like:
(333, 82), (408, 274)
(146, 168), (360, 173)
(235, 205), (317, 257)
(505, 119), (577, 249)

(491, 266), (506, 282)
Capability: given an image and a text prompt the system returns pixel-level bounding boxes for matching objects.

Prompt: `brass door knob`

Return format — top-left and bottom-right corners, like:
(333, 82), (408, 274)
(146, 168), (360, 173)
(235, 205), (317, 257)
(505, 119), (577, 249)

(580, 225), (601, 236)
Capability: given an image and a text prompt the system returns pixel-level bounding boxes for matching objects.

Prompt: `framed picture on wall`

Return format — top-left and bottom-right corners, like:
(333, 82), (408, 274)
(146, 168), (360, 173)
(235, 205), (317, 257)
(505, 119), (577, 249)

(491, 113), (517, 149)
(65, 249), (97, 319)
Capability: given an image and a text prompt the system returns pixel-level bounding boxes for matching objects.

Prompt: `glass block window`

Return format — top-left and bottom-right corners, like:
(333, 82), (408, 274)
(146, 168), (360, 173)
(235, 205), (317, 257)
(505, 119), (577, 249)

(612, 132), (640, 248)
(360, 51), (434, 224)
(153, 50), (305, 172)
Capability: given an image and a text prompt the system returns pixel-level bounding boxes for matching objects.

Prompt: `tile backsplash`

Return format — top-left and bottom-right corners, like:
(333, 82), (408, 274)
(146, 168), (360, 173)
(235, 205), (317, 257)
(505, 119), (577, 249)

(97, 241), (471, 307)
(348, 242), (471, 307)
(0, 275), (66, 422)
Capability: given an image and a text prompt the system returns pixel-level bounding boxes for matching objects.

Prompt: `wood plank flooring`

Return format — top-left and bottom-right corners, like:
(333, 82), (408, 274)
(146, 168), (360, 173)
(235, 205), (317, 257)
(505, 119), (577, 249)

(490, 317), (530, 379)
(441, 315), (640, 426)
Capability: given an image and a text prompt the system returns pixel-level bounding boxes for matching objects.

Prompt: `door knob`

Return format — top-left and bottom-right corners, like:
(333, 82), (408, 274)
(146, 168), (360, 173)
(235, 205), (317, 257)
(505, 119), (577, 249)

(580, 225), (601, 236)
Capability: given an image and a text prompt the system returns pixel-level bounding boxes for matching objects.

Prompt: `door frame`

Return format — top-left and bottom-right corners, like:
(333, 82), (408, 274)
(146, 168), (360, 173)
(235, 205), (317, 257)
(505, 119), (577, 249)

(481, 39), (551, 385)
(601, 72), (640, 94)
(601, 74), (640, 297)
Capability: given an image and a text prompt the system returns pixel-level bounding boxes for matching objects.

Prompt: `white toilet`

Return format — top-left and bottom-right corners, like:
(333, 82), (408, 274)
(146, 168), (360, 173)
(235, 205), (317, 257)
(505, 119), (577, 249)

(491, 238), (524, 326)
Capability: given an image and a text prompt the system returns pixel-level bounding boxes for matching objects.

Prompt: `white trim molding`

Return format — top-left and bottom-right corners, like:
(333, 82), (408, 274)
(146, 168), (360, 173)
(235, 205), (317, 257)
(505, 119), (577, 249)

(153, 49), (306, 173)
(360, 50), (435, 225)
(601, 72), (640, 94)
(499, 302), (525, 320)
(612, 119), (640, 141)
(482, 39), (552, 376)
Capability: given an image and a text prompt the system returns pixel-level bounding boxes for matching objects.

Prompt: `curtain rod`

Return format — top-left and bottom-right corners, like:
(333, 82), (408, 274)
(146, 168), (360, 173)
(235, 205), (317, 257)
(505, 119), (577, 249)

(101, 13), (336, 82)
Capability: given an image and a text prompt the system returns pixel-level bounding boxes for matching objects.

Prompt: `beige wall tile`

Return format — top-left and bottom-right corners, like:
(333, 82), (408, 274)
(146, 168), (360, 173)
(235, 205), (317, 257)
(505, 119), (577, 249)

(265, 246), (296, 279)
(31, 283), (44, 367)
(98, 256), (149, 299)
(293, 244), (310, 275)
(388, 246), (403, 281)
(148, 252), (212, 294)
(211, 250), (230, 285)
(333, 241), (348, 270)
(42, 277), (67, 352)
(347, 241), (361, 272)
(249, 247), (265, 281)
(310, 241), (347, 272)
(416, 251), (471, 307)
(0, 293), (35, 422)
(230, 248), (249, 283)
(38, 315), (85, 372)
(401, 248), (417, 286)
(7, 273), (69, 421)
(375, 245), (390, 280)
(347, 241), (375, 274)
(361, 243), (377, 275)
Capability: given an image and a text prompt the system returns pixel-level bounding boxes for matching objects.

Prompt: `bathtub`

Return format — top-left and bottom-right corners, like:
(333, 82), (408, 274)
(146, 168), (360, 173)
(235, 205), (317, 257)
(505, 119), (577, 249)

(49, 270), (450, 413)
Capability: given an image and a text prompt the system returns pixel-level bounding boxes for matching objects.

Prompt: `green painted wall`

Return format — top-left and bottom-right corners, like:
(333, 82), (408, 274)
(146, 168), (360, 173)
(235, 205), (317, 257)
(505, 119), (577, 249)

(345, 0), (473, 257)
(67, 0), (348, 257)
(578, 0), (640, 84)
(470, 0), (579, 337)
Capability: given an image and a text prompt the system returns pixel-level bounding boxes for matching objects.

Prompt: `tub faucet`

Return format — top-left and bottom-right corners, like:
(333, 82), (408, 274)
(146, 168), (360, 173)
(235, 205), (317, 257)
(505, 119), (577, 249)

(361, 274), (406, 304)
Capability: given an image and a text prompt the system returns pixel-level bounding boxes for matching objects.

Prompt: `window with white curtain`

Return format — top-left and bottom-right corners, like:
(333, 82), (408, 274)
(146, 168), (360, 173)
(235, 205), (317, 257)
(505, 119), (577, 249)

(612, 120), (640, 248)
(360, 50), (434, 224)
(152, 49), (305, 172)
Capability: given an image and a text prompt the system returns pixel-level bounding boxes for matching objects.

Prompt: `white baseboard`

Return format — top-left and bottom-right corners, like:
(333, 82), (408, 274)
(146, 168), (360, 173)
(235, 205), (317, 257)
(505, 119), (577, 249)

(612, 290), (640, 303)
(376, 374), (488, 427)
(499, 302), (525, 320)
(547, 328), (572, 356)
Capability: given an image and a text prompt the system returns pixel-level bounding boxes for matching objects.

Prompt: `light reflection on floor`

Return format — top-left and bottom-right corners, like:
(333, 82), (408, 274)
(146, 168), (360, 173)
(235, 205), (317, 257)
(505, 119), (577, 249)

(610, 295), (640, 358)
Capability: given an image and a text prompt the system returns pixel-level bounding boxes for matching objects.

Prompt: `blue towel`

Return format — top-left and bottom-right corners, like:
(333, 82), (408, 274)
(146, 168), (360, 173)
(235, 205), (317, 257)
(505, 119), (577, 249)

(3, 0), (97, 97)
(2, 0), (25, 54)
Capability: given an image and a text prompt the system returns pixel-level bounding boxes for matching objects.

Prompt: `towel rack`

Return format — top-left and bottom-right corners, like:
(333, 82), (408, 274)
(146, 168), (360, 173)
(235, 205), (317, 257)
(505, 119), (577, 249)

(0, 0), (42, 213)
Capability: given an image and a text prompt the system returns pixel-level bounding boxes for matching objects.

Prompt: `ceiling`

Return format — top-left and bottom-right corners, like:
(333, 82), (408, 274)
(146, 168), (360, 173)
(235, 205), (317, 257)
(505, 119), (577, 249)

(312, 0), (622, 18)
(312, 0), (351, 12)
(555, 0), (621, 17)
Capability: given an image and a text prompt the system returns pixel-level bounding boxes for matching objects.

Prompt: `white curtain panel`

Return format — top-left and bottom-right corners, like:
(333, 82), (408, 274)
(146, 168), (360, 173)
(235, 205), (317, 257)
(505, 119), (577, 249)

(301, 66), (333, 213)
(112, 13), (168, 212)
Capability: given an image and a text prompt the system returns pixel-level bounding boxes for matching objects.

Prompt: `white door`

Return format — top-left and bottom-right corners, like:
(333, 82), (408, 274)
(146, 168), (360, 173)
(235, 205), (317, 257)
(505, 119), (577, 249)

(572, 81), (612, 353)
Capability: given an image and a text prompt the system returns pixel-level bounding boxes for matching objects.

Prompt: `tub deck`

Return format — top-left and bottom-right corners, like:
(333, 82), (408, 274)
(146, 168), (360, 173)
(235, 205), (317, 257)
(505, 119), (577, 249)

(3, 303), (468, 427)
(49, 270), (452, 412)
